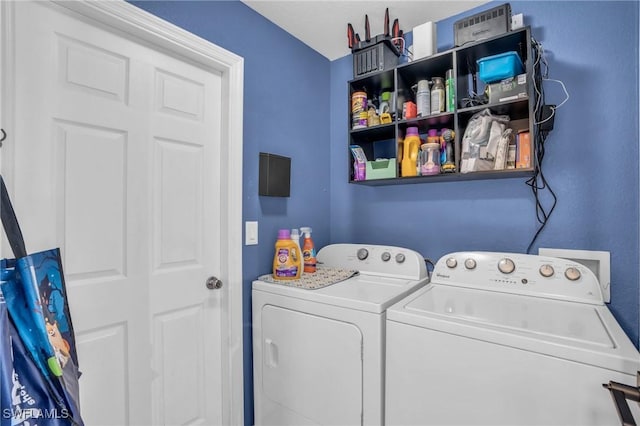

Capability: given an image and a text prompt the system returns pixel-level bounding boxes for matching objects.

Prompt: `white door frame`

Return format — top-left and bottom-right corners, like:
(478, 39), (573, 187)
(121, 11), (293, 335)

(0, 1), (245, 424)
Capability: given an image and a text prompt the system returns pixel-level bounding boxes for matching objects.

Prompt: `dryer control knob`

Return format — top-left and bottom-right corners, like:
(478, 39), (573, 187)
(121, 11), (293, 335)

(381, 252), (391, 262)
(497, 258), (515, 274)
(564, 267), (581, 281)
(464, 258), (477, 270)
(446, 258), (458, 268)
(395, 253), (405, 263)
(539, 264), (555, 277)
(357, 248), (369, 260)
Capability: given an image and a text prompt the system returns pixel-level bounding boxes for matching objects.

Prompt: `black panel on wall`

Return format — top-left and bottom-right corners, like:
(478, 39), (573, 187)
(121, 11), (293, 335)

(259, 152), (291, 197)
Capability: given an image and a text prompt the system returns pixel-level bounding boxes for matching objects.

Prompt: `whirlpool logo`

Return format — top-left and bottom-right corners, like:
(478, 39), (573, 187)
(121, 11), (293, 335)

(435, 273), (450, 279)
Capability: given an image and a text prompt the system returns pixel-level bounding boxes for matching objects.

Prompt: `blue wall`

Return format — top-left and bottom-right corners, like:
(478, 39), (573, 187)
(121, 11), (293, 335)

(132, 1), (639, 424)
(331, 1), (639, 347)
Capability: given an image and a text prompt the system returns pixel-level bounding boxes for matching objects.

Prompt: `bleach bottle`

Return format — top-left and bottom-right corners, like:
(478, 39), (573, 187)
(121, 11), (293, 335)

(273, 229), (301, 280)
(300, 227), (317, 273)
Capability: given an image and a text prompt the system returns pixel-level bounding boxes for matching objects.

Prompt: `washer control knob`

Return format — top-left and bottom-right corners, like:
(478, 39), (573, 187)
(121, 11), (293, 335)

(464, 258), (477, 270)
(381, 252), (391, 262)
(564, 267), (581, 281)
(395, 253), (406, 263)
(539, 264), (555, 278)
(357, 248), (369, 260)
(497, 258), (515, 274)
(445, 258), (458, 268)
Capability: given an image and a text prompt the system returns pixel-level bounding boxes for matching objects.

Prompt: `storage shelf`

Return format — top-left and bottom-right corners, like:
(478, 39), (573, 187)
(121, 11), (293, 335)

(352, 167), (535, 186)
(347, 26), (536, 185)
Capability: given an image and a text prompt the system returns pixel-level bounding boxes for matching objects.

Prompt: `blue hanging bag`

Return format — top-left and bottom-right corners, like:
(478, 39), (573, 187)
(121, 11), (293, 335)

(0, 176), (84, 425)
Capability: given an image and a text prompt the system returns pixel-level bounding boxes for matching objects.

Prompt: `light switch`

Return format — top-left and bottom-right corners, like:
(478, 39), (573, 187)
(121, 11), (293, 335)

(246, 221), (258, 245)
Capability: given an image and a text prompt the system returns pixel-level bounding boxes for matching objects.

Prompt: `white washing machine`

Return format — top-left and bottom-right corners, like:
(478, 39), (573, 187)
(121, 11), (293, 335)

(253, 243), (429, 425)
(385, 251), (640, 426)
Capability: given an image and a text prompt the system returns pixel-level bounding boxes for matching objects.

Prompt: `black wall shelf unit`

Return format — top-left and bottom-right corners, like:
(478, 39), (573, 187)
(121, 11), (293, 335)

(348, 26), (536, 186)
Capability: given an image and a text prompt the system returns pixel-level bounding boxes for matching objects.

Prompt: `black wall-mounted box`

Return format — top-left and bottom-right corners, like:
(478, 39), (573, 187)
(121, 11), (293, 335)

(259, 152), (290, 197)
(454, 3), (511, 47)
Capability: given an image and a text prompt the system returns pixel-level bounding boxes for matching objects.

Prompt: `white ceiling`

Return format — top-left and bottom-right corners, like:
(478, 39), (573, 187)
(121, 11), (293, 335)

(241, 0), (490, 61)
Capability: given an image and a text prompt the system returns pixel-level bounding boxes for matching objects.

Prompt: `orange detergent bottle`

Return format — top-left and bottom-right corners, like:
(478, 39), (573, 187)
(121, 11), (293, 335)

(273, 229), (301, 280)
(300, 227), (317, 273)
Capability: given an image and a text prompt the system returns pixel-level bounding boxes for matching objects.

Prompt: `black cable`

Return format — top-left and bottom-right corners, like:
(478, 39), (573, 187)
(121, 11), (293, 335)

(424, 258), (435, 280)
(525, 37), (557, 254)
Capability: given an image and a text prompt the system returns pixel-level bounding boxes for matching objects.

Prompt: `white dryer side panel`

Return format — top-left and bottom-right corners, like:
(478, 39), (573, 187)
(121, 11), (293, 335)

(259, 304), (363, 425)
(385, 321), (640, 426)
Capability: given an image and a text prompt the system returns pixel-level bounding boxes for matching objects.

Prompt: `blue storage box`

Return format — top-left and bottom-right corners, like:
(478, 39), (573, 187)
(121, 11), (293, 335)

(477, 51), (524, 83)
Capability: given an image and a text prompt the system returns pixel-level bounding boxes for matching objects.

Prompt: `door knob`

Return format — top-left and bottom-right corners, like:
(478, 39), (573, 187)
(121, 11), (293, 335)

(206, 276), (223, 290)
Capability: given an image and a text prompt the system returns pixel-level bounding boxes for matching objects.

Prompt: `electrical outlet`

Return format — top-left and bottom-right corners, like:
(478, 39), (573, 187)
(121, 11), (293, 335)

(245, 221), (258, 245)
(511, 13), (524, 29)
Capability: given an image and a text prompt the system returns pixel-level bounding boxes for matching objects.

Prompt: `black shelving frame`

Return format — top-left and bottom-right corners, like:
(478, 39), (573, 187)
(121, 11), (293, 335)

(347, 26), (535, 186)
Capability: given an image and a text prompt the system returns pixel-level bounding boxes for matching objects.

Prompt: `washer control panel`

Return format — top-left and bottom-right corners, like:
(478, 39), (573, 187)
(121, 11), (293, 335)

(432, 251), (603, 304)
(316, 244), (428, 280)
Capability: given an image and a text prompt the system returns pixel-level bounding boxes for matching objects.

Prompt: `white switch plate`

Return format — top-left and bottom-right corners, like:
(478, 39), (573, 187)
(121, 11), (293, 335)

(539, 248), (611, 303)
(245, 221), (258, 245)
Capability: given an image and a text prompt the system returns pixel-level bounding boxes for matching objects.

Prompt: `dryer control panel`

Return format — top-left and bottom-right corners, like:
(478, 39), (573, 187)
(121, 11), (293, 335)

(432, 251), (604, 305)
(316, 244), (428, 280)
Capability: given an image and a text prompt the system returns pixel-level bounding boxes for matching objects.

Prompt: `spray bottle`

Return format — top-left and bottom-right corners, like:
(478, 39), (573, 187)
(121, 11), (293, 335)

(300, 227), (317, 273)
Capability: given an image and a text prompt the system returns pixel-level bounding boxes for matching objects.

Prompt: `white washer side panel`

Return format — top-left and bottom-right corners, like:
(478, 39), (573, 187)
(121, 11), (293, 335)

(260, 305), (363, 425)
(385, 321), (639, 426)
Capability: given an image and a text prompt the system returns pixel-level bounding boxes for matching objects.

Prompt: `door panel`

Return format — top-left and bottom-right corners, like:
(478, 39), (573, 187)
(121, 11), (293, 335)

(7, 2), (224, 424)
(261, 305), (363, 425)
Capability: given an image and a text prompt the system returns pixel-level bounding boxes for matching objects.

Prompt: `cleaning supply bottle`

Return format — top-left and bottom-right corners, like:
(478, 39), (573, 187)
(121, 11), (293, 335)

(401, 127), (421, 177)
(273, 229), (301, 280)
(430, 77), (445, 115)
(291, 228), (301, 253)
(300, 227), (317, 273)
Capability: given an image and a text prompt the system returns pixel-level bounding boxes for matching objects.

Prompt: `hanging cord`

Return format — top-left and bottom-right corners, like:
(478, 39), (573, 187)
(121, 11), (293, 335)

(424, 258), (435, 280)
(525, 37), (567, 253)
(0, 129), (6, 147)
(392, 36), (412, 62)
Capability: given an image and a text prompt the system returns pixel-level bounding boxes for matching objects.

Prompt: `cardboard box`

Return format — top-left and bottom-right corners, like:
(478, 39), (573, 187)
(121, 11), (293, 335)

(516, 131), (531, 169)
(487, 73), (527, 104)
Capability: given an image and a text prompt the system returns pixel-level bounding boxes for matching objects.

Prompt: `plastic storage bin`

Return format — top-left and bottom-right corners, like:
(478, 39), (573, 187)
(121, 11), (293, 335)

(477, 51), (524, 83)
(366, 158), (396, 180)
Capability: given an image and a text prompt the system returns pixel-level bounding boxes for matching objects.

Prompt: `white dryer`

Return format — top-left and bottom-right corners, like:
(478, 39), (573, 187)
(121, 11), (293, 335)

(253, 243), (428, 425)
(385, 251), (640, 426)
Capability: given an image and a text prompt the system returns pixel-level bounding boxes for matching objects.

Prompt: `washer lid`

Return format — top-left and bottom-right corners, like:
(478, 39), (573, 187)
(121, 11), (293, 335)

(393, 284), (614, 348)
(253, 273), (428, 314)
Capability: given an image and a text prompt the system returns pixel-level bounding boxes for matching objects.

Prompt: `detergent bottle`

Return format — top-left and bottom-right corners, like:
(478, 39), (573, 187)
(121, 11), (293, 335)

(401, 127), (421, 177)
(300, 227), (317, 273)
(291, 228), (301, 253)
(273, 229), (301, 280)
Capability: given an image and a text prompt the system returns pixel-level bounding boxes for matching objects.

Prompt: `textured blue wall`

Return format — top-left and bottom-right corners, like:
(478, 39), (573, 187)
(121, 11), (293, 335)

(130, 2), (331, 424)
(331, 0), (639, 347)
(132, 1), (639, 424)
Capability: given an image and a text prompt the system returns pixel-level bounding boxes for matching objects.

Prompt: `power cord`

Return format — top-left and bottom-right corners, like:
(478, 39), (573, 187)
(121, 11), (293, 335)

(424, 258), (435, 280)
(525, 37), (567, 253)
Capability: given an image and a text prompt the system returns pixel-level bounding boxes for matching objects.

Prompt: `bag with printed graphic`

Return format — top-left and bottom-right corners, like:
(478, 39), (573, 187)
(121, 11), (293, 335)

(0, 176), (83, 425)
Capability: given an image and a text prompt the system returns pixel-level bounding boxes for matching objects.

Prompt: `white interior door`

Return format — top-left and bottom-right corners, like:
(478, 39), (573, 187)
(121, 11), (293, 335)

(1, 1), (243, 424)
